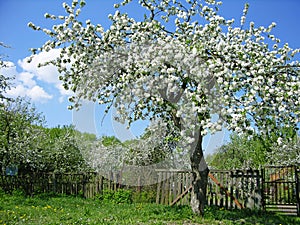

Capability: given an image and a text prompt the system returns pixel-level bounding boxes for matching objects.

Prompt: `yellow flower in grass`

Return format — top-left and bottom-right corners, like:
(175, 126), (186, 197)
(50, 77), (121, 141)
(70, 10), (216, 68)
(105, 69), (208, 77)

(43, 205), (52, 210)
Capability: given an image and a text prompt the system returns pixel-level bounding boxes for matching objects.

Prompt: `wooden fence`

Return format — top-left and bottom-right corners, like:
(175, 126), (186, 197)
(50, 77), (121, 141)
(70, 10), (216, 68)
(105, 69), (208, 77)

(1, 167), (299, 215)
(155, 169), (262, 209)
(0, 171), (128, 198)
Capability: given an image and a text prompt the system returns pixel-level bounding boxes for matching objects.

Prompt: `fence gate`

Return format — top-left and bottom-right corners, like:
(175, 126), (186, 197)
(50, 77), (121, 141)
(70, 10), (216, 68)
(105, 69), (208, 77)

(263, 165), (299, 216)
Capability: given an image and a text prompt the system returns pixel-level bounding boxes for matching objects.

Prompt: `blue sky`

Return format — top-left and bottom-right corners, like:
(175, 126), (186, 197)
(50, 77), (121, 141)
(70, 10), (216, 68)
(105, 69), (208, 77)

(0, 0), (299, 153)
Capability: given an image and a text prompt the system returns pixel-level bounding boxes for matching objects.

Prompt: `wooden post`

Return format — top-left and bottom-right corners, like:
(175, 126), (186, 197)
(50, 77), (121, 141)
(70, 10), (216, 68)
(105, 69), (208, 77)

(108, 171), (113, 191)
(118, 170), (123, 189)
(137, 175), (141, 193)
(261, 168), (266, 211)
(219, 172), (224, 208)
(162, 171), (167, 204)
(99, 174), (104, 195)
(156, 172), (162, 204)
(184, 172), (190, 205)
(83, 173), (87, 198)
(225, 172), (229, 209)
(176, 172), (182, 205)
(52, 173), (56, 193)
(294, 166), (300, 216)
(165, 171), (170, 205)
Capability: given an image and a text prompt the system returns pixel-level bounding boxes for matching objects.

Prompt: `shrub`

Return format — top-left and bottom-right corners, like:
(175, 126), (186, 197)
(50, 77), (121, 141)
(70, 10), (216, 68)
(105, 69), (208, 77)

(132, 190), (156, 203)
(100, 189), (132, 204)
(113, 189), (132, 204)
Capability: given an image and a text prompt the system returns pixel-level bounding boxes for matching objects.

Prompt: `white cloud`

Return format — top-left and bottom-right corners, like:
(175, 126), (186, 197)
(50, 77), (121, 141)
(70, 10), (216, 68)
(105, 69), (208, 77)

(1, 49), (73, 104)
(6, 84), (53, 103)
(18, 72), (36, 88)
(18, 49), (61, 84)
(27, 86), (53, 102)
(1, 61), (53, 103)
(6, 84), (27, 97)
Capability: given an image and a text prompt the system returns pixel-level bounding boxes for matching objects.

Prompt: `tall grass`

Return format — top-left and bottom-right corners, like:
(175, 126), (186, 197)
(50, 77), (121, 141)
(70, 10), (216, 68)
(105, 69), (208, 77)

(0, 190), (299, 225)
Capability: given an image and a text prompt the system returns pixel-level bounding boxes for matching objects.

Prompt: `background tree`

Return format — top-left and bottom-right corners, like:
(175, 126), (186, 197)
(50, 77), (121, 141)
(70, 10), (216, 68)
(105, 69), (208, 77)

(0, 98), (92, 174)
(268, 136), (300, 166)
(207, 126), (299, 170)
(0, 44), (47, 173)
(0, 97), (45, 173)
(82, 136), (125, 173)
(30, 0), (300, 215)
(0, 43), (92, 174)
(81, 121), (189, 186)
(43, 125), (92, 173)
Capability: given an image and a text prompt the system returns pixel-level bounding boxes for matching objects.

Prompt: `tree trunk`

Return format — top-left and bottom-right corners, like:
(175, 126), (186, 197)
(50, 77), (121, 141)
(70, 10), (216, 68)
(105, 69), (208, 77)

(189, 133), (209, 216)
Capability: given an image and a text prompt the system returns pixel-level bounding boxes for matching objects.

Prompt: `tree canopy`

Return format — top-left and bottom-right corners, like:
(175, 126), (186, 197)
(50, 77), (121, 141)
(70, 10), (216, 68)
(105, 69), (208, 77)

(29, 0), (299, 137)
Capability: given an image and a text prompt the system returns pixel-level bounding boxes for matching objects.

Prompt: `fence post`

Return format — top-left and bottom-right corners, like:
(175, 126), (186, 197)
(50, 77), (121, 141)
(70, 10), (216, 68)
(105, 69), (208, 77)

(52, 173), (56, 194)
(156, 171), (162, 204)
(230, 171), (234, 209)
(295, 166), (300, 216)
(165, 171), (170, 205)
(137, 175), (141, 193)
(261, 168), (266, 212)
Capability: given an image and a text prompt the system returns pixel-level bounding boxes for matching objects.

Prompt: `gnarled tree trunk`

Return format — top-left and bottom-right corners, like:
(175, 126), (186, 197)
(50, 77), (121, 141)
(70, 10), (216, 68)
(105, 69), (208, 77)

(190, 133), (209, 216)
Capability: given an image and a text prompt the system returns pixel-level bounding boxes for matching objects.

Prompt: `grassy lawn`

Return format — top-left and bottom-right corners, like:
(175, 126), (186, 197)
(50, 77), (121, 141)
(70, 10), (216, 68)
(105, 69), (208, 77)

(0, 192), (299, 225)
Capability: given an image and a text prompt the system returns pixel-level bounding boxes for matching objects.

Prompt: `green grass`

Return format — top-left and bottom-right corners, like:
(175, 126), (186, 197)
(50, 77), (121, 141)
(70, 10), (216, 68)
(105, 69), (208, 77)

(0, 192), (299, 225)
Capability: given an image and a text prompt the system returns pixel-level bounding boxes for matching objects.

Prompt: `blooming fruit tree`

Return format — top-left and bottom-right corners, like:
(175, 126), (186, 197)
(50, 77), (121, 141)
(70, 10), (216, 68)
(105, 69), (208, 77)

(29, 0), (300, 215)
